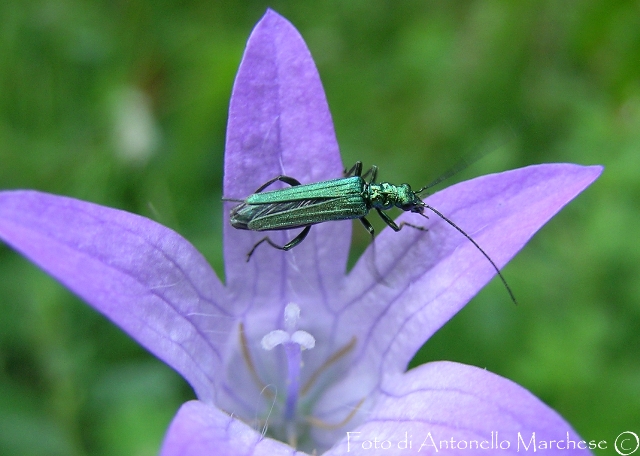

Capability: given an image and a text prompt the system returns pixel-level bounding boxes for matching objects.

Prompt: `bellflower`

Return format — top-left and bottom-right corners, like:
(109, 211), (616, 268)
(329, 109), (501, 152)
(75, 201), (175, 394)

(0, 9), (602, 456)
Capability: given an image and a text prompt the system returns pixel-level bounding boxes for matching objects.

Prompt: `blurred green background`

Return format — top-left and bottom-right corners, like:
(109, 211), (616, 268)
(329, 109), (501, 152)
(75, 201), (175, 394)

(0, 1), (638, 455)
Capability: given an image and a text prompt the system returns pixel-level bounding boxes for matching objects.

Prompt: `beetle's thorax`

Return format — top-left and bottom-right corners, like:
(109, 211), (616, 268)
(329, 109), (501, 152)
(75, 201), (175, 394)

(366, 182), (421, 211)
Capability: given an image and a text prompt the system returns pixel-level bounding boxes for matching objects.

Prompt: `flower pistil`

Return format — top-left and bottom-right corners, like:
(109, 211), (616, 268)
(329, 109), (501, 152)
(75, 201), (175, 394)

(261, 303), (315, 445)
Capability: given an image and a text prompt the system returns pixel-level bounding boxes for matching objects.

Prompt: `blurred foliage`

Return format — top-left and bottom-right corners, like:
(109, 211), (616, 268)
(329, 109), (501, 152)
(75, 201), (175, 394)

(0, 1), (639, 454)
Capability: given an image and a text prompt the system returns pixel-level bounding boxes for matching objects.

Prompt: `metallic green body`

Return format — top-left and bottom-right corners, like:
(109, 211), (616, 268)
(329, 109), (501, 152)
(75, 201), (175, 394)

(231, 176), (368, 231)
(227, 161), (516, 304)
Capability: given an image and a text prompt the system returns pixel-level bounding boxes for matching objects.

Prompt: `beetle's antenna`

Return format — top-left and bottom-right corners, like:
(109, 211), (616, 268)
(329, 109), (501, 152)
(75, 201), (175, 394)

(422, 205), (517, 305)
(416, 154), (477, 195)
(416, 131), (516, 196)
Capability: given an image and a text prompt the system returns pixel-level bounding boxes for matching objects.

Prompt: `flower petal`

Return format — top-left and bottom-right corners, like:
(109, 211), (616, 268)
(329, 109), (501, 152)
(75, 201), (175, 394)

(321, 164), (602, 409)
(324, 361), (589, 455)
(0, 190), (232, 403)
(222, 9), (350, 312)
(161, 400), (306, 456)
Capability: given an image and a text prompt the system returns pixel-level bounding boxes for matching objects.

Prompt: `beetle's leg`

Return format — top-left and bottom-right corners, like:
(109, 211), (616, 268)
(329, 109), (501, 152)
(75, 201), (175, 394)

(363, 165), (378, 183)
(376, 208), (428, 232)
(400, 212), (430, 231)
(344, 161), (363, 177)
(359, 216), (389, 284)
(223, 176), (300, 202)
(344, 161), (377, 182)
(246, 226), (311, 261)
(281, 225), (311, 250)
(399, 222), (428, 231)
(375, 208), (400, 231)
(358, 216), (375, 242)
(253, 175), (301, 193)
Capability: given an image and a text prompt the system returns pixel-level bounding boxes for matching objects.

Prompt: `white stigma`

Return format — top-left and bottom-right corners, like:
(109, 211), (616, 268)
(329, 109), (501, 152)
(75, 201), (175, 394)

(261, 303), (315, 350)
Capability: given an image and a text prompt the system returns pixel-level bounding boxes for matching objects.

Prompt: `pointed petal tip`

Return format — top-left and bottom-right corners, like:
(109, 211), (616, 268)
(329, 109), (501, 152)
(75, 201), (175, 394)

(263, 7), (279, 17)
(575, 162), (603, 177)
(259, 8), (289, 28)
(569, 162), (604, 189)
(590, 163), (604, 177)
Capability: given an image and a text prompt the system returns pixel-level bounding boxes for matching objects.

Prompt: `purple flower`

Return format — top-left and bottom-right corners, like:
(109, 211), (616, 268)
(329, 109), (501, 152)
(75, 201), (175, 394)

(0, 9), (602, 456)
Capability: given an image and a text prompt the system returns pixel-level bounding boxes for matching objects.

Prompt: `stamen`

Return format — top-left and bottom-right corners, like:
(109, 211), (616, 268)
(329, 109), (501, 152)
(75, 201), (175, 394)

(301, 337), (356, 395)
(306, 397), (366, 430)
(239, 322), (272, 397)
